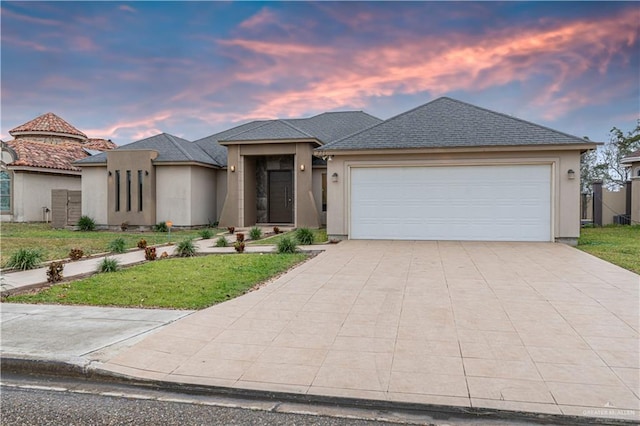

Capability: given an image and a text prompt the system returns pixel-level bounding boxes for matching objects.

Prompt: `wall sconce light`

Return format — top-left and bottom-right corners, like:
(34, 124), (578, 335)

(331, 172), (338, 182)
(230, 165), (236, 172)
(300, 164), (305, 172)
(145, 170), (149, 176)
(108, 170), (112, 176)
(567, 169), (576, 180)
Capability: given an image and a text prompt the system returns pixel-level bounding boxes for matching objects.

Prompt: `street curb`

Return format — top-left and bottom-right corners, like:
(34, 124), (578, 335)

(1, 356), (634, 426)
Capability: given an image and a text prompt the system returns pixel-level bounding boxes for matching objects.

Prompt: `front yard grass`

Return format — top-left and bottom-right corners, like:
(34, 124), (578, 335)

(1, 223), (217, 265)
(5, 253), (307, 309)
(578, 225), (640, 274)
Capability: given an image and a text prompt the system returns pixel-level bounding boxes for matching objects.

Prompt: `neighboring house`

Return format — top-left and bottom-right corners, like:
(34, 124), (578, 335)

(621, 149), (640, 224)
(316, 97), (597, 244)
(1, 113), (116, 222)
(76, 112), (381, 228)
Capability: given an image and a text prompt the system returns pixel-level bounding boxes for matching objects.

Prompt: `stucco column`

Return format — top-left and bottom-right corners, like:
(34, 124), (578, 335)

(218, 146), (240, 227)
(631, 177), (640, 225)
(295, 144), (320, 228)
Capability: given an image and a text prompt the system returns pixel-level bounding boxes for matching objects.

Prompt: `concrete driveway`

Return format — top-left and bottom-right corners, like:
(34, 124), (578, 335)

(99, 241), (639, 421)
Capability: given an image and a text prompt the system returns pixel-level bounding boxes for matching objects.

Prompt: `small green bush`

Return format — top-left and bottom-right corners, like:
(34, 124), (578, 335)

(98, 257), (120, 273)
(46, 261), (64, 283)
(154, 221), (168, 232)
(137, 239), (147, 249)
(199, 229), (213, 240)
(295, 228), (314, 245)
(249, 226), (262, 240)
(108, 237), (127, 253)
(215, 236), (229, 247)
(234, 241), (245, 253)
(176, 238), (196, 257)
(277, 236), (298, 254)
(5, 248), (43, 270)
(77, 215), (96, 231)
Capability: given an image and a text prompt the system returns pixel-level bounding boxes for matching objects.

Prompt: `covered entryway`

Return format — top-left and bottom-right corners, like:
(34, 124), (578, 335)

(350, 164), (552, 241)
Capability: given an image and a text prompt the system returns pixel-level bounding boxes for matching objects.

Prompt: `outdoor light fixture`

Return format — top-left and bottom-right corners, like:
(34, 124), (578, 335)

(332, 172), (338, 182)
(230, 165), (236, 172)
(300, 164), (305, 171)
(108, 171), (112, 176)
(145, 170), (149, 176)
(567, 169), (576, 180)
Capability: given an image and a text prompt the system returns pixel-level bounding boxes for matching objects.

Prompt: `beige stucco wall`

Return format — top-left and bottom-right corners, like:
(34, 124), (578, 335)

(107, 150), (157, 227)
(81, 166), (108, 225)
(295, 143), (320, 228)
(326, 149), (582, 242)
(600, 188), (628, 226)
(215, 169), (227, 221)
(190, 166), (218, 226)
(312, 168), (327, 225)
(11, 171), (80, 222)
(156, 166), (192, 226)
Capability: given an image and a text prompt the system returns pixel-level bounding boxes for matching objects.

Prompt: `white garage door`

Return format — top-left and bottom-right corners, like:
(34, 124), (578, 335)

(350, 165), (551, 241)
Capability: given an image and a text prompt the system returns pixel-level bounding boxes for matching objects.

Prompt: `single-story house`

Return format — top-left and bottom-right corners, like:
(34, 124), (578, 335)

(1, 112), (116, 223)
(76, 111), (380, 228)
(316, 97), (596, 244)
(77, 97), (597, 244)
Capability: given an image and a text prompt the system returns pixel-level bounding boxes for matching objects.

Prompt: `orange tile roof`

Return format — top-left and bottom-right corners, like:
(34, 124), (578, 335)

(9, 112), (87, 138)
(6, 139), (109, 172)
(85, 138), (117, 151)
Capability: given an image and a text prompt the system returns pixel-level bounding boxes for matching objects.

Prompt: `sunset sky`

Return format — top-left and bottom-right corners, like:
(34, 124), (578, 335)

(1, 1), (638, 145)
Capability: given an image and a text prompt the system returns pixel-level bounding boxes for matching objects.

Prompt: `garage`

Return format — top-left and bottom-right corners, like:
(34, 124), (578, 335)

(350, 164), (552, 241)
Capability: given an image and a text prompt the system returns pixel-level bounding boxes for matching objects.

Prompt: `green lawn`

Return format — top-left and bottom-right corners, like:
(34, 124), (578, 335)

(250, 228), (328, 245)
(1, 223), (217, 265)
(578, 225), (640, 274)
(5, 253), (307, 309)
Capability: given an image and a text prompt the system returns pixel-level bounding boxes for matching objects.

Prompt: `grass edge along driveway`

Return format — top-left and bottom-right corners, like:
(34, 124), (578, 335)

(5, 253), (308, 310)
(578, 225), (640, 275)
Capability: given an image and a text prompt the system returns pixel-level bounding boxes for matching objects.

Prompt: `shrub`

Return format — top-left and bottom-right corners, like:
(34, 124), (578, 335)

(137, 239), (147, 249)
(215, 236), (229, 247)
(236, 232), (245, 242)
(98, 257), (120, 273)
(108, 237), (127, 253)
(4, 248), (43, 270)
(227, 226), (235, 234)
(295, 228), (315, 245)
(77, 215), (96, 231)
(120, 221), (129, 231)
(176, 238), (196, 257)
(68, 248), (84, 260)
(273, 226), (281, 234)
(277, 236), (298, 254)
(144, 246), (157, 261)
(46, 261), (64, 283)
(234, 241), (245, 253)
(199, 229), (213, 239)
(249, 226), (262, 240)
(154, 221), (168, 232)
(160, 251), (169, 259)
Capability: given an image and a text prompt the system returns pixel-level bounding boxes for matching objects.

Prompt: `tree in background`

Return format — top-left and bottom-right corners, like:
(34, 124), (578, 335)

(601, 122), (640, 188)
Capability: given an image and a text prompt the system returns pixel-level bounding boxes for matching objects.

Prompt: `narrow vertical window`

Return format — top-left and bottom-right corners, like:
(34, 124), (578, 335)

(321, 173), (327, 212)
(0, 170), (11, 212)
(126, 170), (132, 211)
(138, 170), (143, 212)
(115, 170), (121, 212)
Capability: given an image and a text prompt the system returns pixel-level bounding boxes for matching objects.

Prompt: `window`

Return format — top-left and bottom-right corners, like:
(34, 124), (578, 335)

(115, 170), (121, 212)
(0, 170), (11, 212)
(126, 170), (132, 211)
(138, 170), (143, 212)
(321, 173), (327, 212)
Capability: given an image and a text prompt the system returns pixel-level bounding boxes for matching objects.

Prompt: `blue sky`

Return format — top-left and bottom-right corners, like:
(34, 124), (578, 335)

(1, 1), (638, 144)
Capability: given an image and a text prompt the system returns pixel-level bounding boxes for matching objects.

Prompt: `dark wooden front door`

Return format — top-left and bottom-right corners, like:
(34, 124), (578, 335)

(268, 170), (293, 223)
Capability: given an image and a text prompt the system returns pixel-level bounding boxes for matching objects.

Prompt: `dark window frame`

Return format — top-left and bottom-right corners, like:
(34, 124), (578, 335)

(126, 170), (132, 212)
(138, 170), (143, 212)
(115, 170), (121, 212)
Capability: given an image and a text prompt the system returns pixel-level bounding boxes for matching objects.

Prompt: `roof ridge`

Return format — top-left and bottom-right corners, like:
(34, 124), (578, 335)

(279, 119), (315, 138)
(439, 97), (590, 143)
(163, 133), (197, 161)
(217, 120), (273, 141)
(10, 112), (87, 138)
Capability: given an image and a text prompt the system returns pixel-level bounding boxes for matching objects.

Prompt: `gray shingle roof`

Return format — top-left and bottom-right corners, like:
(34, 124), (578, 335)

(318, 97), (593, 152)
(220, 111), (382, 145)
(193, 120), (268, 167)
(75, 133), (219, 166)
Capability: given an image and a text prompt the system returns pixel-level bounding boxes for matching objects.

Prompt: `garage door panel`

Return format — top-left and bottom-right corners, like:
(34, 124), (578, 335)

(350, 165), (551, 241)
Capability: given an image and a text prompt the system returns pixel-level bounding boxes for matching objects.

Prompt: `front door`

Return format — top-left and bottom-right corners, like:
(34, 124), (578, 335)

(268, 170), (293, 223)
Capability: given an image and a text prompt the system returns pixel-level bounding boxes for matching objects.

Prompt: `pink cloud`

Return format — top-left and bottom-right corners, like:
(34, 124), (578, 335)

(0, 7), (60, 26)
(70, 36), (98, 52)
(2, 36), (58, 52)
(239, 8), (276, 29)
(119, 5), (136, 13)
(83, 111), (174, 141)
